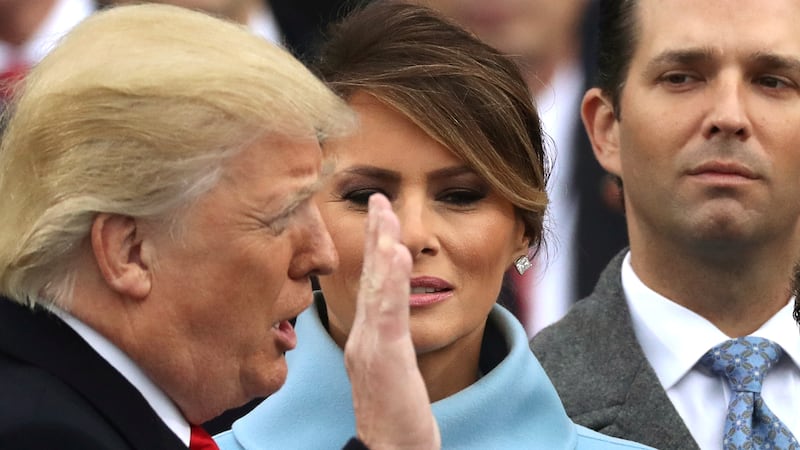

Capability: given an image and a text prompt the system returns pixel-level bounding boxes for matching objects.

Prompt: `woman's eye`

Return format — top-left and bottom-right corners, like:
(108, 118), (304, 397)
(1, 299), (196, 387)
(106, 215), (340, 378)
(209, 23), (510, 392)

(439, 189), (485, 206)
(342, 188), (383, 206)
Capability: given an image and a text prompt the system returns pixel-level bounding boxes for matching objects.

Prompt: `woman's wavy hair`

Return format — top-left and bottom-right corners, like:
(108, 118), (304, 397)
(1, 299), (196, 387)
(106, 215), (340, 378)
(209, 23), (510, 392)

(314, 0), (550, 253)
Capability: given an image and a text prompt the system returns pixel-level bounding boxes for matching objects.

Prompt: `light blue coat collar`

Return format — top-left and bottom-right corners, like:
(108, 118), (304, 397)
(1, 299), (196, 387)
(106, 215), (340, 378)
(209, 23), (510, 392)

(216, 295), (651, 450)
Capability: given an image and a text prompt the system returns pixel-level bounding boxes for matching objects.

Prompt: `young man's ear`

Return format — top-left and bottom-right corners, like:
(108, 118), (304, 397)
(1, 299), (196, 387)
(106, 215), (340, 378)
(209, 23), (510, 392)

(582, 87), (622, 177)
(90, 213), (152, 300)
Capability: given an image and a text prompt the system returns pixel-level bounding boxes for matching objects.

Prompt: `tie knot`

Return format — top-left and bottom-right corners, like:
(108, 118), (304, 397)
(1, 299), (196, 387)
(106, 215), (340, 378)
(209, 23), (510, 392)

(700, 336), (782, 393)
(190, 425), (219, 450)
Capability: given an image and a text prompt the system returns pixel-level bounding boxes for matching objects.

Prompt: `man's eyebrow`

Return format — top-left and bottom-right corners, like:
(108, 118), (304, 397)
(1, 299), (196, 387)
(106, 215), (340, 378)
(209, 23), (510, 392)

(320, 158), (336, 182)
(645, 48), (800, 75)
(645, 47), (717, 73)
(269, 166), (331, 222)
(748, 52), (800, 73)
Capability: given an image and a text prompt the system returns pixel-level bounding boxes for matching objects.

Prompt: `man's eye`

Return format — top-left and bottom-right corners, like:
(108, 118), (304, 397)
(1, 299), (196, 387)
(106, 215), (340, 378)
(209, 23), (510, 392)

(662, 73), (694, 84)
(263, 209), (294, 235)
(756, 76), (790, 89)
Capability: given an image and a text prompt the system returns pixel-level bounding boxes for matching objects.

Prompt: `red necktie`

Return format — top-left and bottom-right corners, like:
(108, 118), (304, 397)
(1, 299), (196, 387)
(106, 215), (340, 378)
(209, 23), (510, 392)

(0, 60), (28, 101)
(189, 425), (219, 450)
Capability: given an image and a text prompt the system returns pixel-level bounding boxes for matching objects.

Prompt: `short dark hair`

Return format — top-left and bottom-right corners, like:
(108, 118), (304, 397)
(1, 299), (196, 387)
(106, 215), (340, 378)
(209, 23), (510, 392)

(793, 262), (800, 327)
(795, 298), (800, 329)
(313, 0), (549, 250)
(597, 0), (639, 117)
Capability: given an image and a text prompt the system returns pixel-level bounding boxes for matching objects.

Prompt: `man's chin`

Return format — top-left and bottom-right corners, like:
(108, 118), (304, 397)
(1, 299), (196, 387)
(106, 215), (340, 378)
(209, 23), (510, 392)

(248, 359), (289, 399)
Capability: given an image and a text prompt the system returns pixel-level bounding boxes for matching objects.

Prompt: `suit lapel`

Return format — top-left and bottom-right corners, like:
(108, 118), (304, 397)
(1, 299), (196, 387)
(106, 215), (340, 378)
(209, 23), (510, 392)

(533, 251), (700, 449)
(583, 252), (700, 450)
(0, 299), (187, 450)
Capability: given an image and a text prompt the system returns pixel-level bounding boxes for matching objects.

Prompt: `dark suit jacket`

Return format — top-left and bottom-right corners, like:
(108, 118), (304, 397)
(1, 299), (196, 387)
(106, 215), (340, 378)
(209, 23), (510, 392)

(530, 251), (699, 450)
(0, 298), (187, 450)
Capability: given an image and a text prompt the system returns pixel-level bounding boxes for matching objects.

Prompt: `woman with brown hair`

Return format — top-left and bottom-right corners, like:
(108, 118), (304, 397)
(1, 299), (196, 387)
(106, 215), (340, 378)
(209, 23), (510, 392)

(215, 2), (651, 448)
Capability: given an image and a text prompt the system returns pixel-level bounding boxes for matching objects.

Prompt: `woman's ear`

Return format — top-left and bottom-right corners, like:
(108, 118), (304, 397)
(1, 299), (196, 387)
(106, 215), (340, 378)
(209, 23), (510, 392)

(581, 87), (622, 177)
(511, 220), (531, 263)
(514, 236), (531, 258)
(90, 213), (152, 300)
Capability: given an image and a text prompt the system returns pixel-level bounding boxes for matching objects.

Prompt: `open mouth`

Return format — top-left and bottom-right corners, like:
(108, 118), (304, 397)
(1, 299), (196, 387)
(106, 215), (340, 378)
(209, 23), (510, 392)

(271, 319), (297, 352)
(410, 286), (450, 294)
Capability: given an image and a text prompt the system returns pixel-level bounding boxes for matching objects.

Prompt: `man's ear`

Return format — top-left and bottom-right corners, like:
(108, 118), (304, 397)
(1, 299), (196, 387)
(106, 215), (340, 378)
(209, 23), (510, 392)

(581, 87), (622, 177)
(90, 213), (152, 300)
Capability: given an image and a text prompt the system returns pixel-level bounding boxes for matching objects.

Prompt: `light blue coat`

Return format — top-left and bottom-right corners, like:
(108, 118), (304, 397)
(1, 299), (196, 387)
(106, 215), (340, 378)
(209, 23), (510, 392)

(216, 294), (654, 450)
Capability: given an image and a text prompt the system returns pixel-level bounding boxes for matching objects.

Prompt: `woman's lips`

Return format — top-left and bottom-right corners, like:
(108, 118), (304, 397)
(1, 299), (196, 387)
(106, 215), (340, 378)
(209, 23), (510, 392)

(409, 276), (454, 307)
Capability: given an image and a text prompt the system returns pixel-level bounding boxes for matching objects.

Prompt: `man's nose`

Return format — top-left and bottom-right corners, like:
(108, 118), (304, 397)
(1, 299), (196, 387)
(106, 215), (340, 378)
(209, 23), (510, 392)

(291, 203), (338, 279)
(702, 75), (751, 141)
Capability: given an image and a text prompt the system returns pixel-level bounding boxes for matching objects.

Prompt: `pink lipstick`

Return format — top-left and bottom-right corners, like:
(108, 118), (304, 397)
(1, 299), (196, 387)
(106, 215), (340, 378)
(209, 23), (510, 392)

(409, 276), (454, 307)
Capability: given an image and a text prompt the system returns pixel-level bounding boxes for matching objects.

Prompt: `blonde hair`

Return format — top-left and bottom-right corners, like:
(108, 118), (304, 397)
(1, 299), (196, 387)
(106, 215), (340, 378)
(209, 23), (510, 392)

(0, 3), (354, 306)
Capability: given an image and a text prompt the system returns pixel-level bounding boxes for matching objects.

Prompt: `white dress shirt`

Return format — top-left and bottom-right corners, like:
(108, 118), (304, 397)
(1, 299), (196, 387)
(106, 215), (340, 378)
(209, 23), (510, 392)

(247, 5), (282, 46)
(50, 307), (191, 447)
(621, 252), (800, 450)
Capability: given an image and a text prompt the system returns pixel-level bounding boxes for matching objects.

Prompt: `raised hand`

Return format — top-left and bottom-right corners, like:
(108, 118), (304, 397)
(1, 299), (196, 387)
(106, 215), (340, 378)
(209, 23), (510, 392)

(344, 193), (440, 450)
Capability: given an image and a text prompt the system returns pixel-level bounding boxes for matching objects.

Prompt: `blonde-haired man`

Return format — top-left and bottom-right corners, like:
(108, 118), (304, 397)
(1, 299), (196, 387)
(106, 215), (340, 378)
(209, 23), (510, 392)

(0, 4), (438, 449)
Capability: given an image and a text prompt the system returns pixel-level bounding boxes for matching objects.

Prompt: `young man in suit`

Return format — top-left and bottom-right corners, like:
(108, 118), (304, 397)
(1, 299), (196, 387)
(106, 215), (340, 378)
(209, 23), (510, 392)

(0, 4), (438, 449)
(531, 1), (800, 449)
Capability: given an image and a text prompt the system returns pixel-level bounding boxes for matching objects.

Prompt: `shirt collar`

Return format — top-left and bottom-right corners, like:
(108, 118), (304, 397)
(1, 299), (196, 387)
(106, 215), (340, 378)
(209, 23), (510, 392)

(49, 306), (191, 446)
(621, 251), (800, 389)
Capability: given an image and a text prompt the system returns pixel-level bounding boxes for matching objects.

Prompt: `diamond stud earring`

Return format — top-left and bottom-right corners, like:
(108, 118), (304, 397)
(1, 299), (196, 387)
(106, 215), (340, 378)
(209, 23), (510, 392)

(514, 255), (532, 275)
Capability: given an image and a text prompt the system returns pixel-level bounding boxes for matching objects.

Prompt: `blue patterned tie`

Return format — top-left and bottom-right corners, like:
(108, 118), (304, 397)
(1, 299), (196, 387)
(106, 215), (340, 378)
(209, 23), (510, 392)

(700, 337), (799, 450)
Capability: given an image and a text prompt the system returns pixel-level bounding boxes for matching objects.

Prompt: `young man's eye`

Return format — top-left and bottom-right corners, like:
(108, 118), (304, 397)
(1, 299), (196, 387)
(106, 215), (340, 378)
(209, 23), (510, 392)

(661, 72), (695, 85)
(755, 75), (791, 89)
